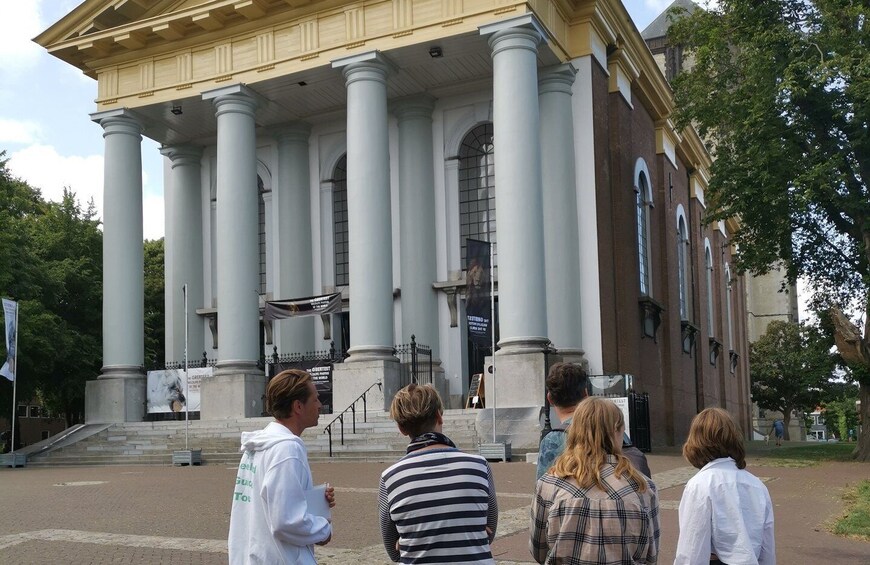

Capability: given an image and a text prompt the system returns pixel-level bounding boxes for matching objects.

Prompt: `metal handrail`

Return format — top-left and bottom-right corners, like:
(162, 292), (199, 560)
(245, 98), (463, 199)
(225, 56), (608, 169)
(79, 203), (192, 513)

(322, 380), (383, 457)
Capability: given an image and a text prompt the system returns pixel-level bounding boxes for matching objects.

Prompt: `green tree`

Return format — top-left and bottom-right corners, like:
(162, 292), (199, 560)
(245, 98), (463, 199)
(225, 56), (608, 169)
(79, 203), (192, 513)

(0, 153), (102, 429)
(144, 238), (165, 369)
(750, 321), (835, 440)
(670, 1), (870, 460)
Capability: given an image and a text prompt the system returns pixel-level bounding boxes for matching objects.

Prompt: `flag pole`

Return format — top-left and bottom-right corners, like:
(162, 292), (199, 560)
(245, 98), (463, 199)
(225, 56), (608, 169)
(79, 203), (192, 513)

(490, 242), (496, 444)
(10, 302), (19, 460)
(183, 283), (189, 452)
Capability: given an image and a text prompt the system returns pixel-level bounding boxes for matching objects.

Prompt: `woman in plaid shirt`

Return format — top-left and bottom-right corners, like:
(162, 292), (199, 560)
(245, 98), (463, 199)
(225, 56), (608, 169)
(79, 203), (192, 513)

(530, 397), (659, 564)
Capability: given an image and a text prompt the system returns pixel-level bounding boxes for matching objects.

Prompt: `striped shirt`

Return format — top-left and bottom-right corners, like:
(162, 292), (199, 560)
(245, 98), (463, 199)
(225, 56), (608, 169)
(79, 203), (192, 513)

(531, 455), (659, 564)
(378, 447), (498, 563)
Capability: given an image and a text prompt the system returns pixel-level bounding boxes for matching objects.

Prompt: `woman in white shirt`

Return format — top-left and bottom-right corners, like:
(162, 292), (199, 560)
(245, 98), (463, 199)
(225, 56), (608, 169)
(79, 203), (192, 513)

(674, 408), (775, 565)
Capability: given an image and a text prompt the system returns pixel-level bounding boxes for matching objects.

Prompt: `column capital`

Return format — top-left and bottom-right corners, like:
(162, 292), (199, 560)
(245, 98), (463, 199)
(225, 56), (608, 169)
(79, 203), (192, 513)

(480, 14), (544, 55)
(202, 83), (263, 118)
(392, 94), (436, 121)
(331, 50), (394, 85)
(272, 121), (312, 145)
(91, 108), (143, 139)
(539, 63), (577, 96)
(160, 144), (203, 168)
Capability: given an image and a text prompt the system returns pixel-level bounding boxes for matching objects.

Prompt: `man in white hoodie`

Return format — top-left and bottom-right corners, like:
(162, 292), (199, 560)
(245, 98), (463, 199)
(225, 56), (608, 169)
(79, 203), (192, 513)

(229, 369), (335, 564)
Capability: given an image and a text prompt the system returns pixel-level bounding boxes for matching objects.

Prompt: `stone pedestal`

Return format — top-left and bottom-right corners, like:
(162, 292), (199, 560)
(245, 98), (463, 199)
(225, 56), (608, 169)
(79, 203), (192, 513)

(85, 374), (146, 423)
(485, 351), (547, 408)
(200, 370), (268, 419)
(331, 359), (401, 413)
(475, 407), (542, 451)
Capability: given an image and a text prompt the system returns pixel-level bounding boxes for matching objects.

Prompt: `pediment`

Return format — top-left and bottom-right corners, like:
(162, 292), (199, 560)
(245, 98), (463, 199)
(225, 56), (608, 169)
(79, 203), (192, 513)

(34, 0), (329, 75)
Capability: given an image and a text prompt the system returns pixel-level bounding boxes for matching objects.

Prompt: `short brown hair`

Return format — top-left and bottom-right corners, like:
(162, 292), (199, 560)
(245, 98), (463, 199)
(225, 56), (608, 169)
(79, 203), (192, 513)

(545, 362), (588, 408)
(551, 397), (647, 492)
(682, 408), (746, 470)
(266, 369), (313, 419)
(389, 383), (443, 438)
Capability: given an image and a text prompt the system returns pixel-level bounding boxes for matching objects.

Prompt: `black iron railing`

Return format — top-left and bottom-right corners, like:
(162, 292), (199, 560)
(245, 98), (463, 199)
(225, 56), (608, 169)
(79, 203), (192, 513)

(322, 380), (382, 457)
(395, 335), (432, 388)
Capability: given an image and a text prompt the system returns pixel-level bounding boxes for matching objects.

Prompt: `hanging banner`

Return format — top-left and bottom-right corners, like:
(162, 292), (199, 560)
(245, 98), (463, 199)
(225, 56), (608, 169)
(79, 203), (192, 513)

(146, 366), (211, 413)
(465, 239), (492, 345)
(1, 299), (18, 382)
(264, 292), (342, 321)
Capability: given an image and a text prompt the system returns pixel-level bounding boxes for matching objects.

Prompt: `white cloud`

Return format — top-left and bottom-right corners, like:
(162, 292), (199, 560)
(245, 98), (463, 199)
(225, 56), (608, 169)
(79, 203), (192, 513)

(0, 1), (44, 74)
(0, 118), (43, 144)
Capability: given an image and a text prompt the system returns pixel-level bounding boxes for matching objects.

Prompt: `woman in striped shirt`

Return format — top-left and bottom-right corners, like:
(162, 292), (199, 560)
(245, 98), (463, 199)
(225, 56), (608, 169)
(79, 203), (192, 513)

(378, 383), (499, 563)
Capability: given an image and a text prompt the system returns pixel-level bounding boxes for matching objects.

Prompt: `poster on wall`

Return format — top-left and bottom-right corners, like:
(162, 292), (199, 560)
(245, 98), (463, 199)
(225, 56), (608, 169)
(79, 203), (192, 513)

(146, 367), (212, 414)
(465, 238), (492, 345)
(603, 396), (631, 441)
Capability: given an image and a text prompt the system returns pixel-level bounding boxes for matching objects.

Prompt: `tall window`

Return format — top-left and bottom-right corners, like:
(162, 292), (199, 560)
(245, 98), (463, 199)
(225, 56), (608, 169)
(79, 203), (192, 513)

(677, 213), (690, 320)
(705, 240), (714, 336)
(258, 175), (268, 294)
(725, 265), (734, 350)
(333, 155), (348, 287)
(458, 123), (497, 266)
(635, 167), (652, 296)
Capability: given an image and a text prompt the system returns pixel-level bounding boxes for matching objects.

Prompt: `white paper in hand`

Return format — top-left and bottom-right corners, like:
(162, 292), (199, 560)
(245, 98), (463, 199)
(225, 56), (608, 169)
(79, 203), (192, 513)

(305, 483), (331, 520)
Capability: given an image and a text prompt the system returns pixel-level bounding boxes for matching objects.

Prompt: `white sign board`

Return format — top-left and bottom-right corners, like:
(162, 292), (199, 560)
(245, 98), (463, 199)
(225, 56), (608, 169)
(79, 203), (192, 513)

(146, 367), (212, 413)
(604, 396), (631, 441)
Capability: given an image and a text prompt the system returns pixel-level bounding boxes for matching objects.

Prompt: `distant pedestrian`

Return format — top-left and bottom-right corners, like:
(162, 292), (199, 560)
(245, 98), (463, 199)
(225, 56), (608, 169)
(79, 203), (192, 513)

(675, 408), (775, 565)
(770, 418), (784, 446)
(228, 369), (335, 564)
(531, 397), (659, 564)
(379, 383), (498, 563)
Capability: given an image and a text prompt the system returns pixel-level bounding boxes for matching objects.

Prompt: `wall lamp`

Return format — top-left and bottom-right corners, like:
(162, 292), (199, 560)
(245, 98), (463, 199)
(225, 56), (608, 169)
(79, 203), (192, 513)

(171, 105), (183, 115)
(428, 46), (443, 58)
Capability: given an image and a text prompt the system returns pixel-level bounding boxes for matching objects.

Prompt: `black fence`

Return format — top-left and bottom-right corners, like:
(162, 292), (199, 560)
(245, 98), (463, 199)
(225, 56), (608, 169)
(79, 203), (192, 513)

(395, 335), (432, 388)
(266, 342), (346, 416)
(627, 390), (651, 453)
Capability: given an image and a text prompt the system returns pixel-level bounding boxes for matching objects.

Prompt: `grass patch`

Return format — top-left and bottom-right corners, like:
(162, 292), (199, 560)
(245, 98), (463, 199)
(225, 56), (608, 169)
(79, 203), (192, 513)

(832, 480), (870, 540)
(746, 441), (856, 468)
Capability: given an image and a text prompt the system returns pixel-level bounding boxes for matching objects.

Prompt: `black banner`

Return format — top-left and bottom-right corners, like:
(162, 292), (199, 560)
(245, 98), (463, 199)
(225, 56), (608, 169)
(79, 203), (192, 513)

(264, 292), (342, 321)
(270, 361), (333, 414)
(465, 239), (492, 345)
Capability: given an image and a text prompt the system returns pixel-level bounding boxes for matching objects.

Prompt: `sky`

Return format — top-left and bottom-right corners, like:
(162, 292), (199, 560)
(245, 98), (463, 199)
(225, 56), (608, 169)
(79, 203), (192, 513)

(0, 1), (677, 241)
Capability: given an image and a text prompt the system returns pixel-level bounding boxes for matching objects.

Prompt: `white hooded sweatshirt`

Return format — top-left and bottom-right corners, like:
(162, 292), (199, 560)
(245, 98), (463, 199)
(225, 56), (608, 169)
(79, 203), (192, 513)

(228, 422), (331, 564)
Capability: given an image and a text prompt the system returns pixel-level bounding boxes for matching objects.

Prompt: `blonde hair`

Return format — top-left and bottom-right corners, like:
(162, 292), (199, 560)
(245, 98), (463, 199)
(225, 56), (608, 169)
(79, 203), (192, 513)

(266, 369), (313, 419)
(551, 397), (647, 492)
(390, 383), (443, 437)
(683, 407), (746, 470)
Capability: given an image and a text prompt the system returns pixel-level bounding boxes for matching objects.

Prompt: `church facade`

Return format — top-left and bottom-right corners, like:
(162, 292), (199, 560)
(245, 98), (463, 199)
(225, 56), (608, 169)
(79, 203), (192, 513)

(37, 0), (751, 447)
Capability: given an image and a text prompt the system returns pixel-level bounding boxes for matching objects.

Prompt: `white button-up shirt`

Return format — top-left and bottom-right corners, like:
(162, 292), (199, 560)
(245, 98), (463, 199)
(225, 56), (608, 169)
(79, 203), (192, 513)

(674, 457), (775, 565)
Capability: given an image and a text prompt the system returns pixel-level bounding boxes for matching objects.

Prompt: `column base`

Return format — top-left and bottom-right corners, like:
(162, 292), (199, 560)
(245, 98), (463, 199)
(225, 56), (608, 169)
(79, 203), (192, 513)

(345, 345), (397, 362)
(201, 363), (266, 419)
(332, 359), (401, 413)
(484, 350), (547, 408)
(86, 366), (146, 423)
(496, 336), (549, 355)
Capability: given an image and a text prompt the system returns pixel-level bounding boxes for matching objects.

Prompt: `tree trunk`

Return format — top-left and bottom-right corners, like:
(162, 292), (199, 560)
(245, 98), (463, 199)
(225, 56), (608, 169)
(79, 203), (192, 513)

(855, 383), (870, 462)
(782, 410), (792, 442)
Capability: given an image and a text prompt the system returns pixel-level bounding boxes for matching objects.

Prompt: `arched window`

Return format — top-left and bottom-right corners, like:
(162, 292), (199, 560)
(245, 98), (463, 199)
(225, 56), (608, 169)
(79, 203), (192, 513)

(333, 155), (348, 287)
(634, 159), (653, 296)
(704, 239), (714, 336)
(458, 123), (496, 266)
(676, 209), (690, 320)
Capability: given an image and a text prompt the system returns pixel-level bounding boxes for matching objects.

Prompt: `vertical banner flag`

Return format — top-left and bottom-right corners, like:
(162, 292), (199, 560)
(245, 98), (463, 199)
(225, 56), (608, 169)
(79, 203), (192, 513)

(465, 239), (492, 346)
(1, 299), (18, 381)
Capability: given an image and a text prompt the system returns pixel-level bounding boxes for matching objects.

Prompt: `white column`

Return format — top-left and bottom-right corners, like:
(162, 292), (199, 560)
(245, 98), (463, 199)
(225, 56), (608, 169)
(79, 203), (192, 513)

(484, 21), (548, 353)
(395, 95), (439, 355)
(94, 110), (145, 377)
(203, 85), (261, 373)
(332, 52), (396, 361)
(540, 64), (583, 355)
(275, 123), (314, 353)
(160, 145), (204, 363)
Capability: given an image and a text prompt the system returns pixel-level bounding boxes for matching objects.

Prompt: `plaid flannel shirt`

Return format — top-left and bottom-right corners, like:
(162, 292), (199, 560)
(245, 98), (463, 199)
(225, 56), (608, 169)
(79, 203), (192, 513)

(530, 455), (659, 564)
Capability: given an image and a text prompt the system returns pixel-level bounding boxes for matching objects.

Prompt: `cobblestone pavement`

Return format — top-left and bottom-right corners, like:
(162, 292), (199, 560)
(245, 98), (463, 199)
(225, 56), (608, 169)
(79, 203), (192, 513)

(1, 451), (867, 563)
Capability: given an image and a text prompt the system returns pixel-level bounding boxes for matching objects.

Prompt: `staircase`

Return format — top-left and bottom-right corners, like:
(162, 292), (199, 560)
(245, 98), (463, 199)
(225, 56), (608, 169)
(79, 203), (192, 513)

(25, 409), (484, 467)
